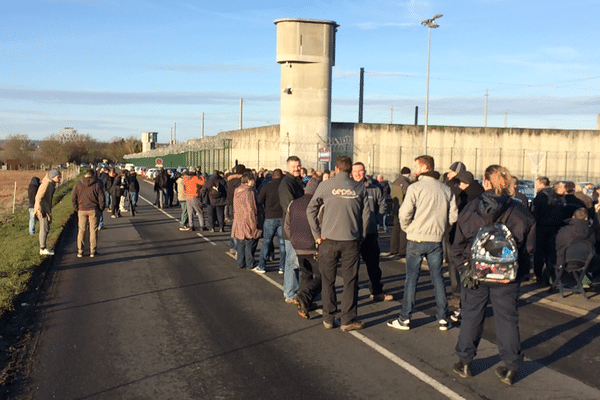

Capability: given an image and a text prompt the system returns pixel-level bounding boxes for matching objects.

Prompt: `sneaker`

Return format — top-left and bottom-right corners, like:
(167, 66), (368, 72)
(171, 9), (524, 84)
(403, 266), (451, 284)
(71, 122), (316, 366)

(97, 226), (105, 231)
(219, 227), (225, 233)
(340, 320), (365, 332)
(370, 292), (394, 302)
(323, 320), (340, 330)
(77, 251), (83, 258)
(495, 366), (517, 385)
(450, 309), (461, 323)
(226, 250), (237, 260)
(380, 252), (398, 257)
(284, 297), (298, 304)
(278, 269), (284, 275)
(208, 228), (215, 233)
(251, 267), (266, 274)
(439, 319), (450, 331)
(453, 361), (472, 378)
(90, 253), (95, 258)
(387, 318), (410, 331)
(111, 215), (117, 219)
(39, 248), (55, 256)
(179, 227), (191, 231)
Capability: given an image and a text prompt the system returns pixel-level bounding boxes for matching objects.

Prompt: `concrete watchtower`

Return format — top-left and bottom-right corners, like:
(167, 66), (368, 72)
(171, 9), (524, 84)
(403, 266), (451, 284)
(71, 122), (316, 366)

(274, 18), (339, 168)
(141, 132), (158, 153)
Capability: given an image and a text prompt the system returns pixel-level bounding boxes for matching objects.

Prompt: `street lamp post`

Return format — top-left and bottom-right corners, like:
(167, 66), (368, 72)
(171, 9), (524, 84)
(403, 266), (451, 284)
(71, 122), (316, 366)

(421, 14), (442, 155)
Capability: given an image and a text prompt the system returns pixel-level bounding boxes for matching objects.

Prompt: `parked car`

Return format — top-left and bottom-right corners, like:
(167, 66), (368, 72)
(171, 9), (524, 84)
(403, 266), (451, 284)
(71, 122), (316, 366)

(517, 184), (535, 207)
(146, 168), (159, 180)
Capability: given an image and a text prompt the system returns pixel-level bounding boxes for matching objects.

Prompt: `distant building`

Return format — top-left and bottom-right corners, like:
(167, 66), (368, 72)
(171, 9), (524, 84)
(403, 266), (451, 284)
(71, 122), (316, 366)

(141, 132), (158, 153)
(58, 127), (79, 143)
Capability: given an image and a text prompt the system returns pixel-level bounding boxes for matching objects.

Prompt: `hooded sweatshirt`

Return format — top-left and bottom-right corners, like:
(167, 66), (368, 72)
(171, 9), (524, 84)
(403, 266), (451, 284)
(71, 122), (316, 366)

(72, 175), (105, 212)
(451, 191), (536, 280)
(34, 174), (56, 217)
(28, 177), (41, 208)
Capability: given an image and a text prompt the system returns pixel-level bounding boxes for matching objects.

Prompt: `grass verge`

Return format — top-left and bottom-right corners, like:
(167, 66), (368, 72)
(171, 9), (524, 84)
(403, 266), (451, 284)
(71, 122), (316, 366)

(0, 179), (76, 318)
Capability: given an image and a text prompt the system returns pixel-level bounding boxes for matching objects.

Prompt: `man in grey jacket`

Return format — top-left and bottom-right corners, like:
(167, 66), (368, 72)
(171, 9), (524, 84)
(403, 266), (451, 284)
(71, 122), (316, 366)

(307, 156), (370, 332)
(387, 155), (458, 332)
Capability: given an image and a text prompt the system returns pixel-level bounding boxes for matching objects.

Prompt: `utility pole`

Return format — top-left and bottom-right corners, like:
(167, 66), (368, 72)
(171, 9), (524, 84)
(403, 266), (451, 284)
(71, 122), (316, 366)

(358, 67), (364, 123)
(173, 123), (176, 144)
(201, 113), (205, 138)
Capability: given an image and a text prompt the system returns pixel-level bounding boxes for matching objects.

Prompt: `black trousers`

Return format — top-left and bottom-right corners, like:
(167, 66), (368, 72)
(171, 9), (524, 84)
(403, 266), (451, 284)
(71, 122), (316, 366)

(456, 282), (523, 372)
(296, 255), (322, 307)
(360, 233), (384, 295)
(318, 239), (360, 325)
(389, 216), (407, 256)
(534, 225), (559, 280)
(207, 204), (225, 229)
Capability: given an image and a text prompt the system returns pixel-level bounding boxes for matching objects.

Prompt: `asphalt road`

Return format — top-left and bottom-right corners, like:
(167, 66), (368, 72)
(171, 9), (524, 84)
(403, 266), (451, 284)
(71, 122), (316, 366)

(18, 181), (600, 399)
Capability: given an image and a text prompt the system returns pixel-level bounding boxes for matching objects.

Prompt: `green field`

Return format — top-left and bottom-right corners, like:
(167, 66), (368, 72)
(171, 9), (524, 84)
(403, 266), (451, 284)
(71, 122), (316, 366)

(0, 179), (76, 318)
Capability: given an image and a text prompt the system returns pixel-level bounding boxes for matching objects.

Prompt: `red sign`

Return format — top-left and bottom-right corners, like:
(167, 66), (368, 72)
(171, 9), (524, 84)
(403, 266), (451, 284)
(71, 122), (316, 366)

(155, 158), (163, 166)
(318, 147), (331, 163)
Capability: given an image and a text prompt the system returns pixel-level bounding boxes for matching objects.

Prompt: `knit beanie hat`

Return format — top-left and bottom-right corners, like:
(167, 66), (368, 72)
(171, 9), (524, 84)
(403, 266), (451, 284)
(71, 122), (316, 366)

(400, 167), (411, 175)
(48, 169), (61, 179)
(449, 162), (466, 173)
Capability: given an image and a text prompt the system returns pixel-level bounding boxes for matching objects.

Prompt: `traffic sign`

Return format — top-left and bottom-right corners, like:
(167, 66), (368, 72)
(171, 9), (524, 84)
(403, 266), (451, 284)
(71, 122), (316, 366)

(318, 147), (331, 163)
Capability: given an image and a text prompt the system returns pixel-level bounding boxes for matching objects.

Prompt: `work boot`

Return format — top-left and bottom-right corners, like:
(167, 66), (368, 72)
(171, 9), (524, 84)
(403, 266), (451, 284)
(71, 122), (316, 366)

(453, 361), (472, 378)
(495, 366), (517, 385)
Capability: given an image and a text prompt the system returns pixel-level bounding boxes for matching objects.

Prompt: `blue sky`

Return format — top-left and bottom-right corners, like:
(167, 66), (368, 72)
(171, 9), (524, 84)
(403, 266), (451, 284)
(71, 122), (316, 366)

(1, 0), (599, 143)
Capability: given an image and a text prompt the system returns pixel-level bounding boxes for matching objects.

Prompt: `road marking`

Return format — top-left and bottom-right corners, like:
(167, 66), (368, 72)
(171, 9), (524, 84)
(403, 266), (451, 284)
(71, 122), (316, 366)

(251, 274), (466, 400)
(348, 331), (467, 400)
(139, 195), (217, 246)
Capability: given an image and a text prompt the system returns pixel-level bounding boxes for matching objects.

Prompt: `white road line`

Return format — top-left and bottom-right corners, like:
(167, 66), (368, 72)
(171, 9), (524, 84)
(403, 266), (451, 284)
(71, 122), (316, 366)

(139, 195), (218, 246)
(348, 331), (466, 400)
(251, 273), (466, 400)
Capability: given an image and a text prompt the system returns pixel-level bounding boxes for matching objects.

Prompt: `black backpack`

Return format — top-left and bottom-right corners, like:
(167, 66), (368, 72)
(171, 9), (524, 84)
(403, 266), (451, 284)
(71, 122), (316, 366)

(469, 209), (518, 284)
(210, 180), (226, 199)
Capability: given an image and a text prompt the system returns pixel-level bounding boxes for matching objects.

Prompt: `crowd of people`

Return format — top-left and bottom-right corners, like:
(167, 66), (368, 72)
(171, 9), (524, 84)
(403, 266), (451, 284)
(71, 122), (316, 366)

(28, 154), (600, 386)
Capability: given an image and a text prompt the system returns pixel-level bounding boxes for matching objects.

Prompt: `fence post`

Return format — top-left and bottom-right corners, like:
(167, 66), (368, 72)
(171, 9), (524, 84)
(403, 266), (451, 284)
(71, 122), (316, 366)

(12, 182), (17, 214)
(587, 152), (591, 182)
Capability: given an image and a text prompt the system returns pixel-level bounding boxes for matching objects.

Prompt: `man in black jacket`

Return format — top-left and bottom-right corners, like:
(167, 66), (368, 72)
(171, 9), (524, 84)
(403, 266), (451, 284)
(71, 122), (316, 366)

(278, 156), (304, 302)
(256, 169), (285, 273)
(383, 167), (411, 257)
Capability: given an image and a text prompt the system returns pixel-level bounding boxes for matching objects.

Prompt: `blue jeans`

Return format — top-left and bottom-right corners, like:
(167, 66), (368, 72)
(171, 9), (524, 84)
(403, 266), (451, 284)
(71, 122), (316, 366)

(28, 208), (36, 235)
(98, 210), (104, 228)
(179, 201), (188, 227)
(283, 240), (299, 300)
(399, 241), (448, 322)
(130, 192), (138, 211)
(236, 238), (258, 269)
(104, 191), (111, 210)
(258, 218), (285, 271)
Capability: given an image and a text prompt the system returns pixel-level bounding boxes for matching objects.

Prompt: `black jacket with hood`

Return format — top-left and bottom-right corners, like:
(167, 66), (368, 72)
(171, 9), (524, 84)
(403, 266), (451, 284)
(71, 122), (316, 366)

(451, 191), (536, 281)
(28, 177), (41, 208)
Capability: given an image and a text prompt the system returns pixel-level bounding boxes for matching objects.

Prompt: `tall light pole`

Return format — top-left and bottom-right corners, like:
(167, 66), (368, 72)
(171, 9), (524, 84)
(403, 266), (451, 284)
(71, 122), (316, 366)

(421, 14), (442, 155)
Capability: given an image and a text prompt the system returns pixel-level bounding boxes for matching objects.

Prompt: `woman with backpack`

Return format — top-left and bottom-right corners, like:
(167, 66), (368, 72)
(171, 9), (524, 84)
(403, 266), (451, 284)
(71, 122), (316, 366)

(450, 165), (535, 385)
